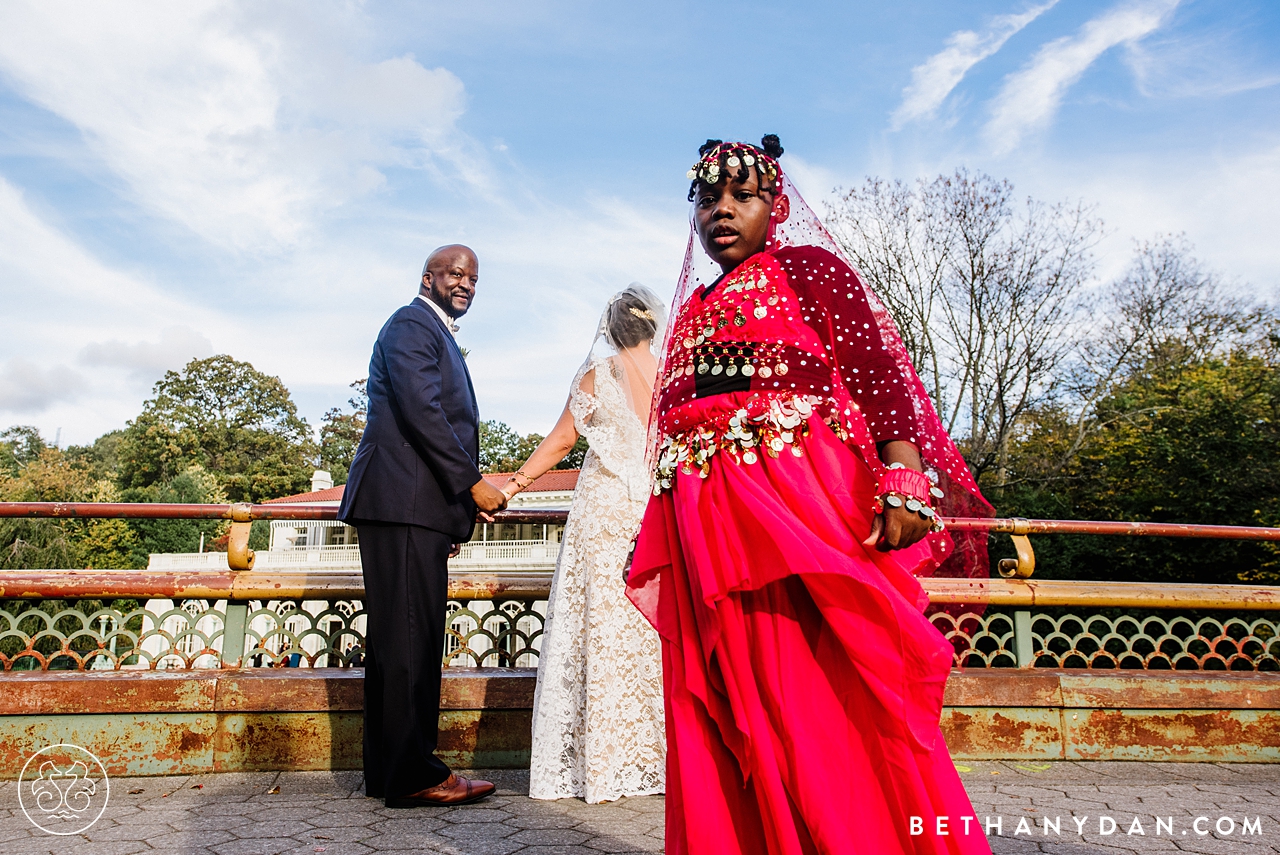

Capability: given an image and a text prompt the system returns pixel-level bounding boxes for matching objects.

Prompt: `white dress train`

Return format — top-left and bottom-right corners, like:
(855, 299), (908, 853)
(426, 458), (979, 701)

(528, 355), (666, 803)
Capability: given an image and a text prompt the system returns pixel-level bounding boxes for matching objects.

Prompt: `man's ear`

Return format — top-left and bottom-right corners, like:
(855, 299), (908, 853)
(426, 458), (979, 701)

(420, 272), (432, 292)
(773, 192), (791, 224)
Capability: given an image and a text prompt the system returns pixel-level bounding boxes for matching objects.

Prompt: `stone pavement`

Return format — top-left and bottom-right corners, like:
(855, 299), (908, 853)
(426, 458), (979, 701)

(1, 761), (1277, 854)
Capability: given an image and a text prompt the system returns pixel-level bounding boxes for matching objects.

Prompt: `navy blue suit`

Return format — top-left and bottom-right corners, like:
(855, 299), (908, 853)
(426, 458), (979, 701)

(339, 296), (482, 798)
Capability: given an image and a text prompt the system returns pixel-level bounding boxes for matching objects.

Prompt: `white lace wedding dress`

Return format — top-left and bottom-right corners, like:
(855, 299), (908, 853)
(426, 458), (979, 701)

(528, 355), (666, 803)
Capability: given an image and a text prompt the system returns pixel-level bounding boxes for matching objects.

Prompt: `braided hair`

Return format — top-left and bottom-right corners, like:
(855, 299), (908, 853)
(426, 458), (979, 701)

(686, 134), (784, 201)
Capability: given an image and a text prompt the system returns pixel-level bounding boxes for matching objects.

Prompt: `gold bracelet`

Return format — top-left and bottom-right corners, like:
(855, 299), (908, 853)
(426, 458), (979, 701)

(513, 470), (535, 487)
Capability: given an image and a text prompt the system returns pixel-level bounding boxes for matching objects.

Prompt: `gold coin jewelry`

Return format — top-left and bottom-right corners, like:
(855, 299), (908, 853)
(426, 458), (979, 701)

(711, 350), (724, 375)
(753, 298), (768, 320)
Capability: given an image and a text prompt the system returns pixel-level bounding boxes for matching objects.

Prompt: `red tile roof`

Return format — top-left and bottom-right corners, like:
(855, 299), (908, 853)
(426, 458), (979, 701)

(483, 470), (581, 493)
(264, 470), (580, 504)
(263, 485), (346, 504)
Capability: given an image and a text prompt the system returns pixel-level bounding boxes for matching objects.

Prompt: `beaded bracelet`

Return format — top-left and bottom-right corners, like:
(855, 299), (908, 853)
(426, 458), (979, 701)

(874, 463), (947, 532)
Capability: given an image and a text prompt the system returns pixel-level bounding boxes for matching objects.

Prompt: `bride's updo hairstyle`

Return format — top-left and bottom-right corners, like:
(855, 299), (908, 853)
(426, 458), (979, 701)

(603, 285), (664, 350)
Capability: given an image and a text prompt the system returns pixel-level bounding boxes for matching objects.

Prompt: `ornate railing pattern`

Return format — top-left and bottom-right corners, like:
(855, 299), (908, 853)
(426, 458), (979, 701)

(4, 502), (1280, 672)
(5, 592), (1280, 672)
(0, 594), (551, 671)
(930, 610), (1280, 671)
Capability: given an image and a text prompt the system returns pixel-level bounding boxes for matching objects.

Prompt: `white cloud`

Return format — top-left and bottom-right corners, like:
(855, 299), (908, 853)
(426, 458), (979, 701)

(0, 1), (468, 251)
(0, 176), (231, 440)
(79, 327), (215, 383)
(892, 1), (1059, 129)
(985, 0), (1180, 154)
(1125, 33), (1280, 99)
(0, 360), (86, 414)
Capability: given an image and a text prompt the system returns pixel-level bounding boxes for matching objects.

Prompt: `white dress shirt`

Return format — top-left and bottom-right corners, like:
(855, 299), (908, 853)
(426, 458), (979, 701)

(417, 293), (459, 336)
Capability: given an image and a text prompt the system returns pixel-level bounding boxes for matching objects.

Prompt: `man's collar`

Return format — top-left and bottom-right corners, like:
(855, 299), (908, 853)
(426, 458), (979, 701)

(416, 293), (459, 336)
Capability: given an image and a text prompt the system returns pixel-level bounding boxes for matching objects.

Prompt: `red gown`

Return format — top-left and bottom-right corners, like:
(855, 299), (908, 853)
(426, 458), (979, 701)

(627, 246), (990, 855)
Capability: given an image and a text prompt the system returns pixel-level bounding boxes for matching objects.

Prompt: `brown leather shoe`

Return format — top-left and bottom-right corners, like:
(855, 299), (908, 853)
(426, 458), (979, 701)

(384, 774), (495, 808)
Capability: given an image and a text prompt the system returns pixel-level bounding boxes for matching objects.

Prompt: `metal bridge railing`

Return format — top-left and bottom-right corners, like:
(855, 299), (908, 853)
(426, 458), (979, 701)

(1, 503), (1278, 672)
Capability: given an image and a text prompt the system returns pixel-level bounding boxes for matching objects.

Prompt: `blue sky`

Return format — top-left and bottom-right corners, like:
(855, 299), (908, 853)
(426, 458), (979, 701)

(1, 0), (1278, 446)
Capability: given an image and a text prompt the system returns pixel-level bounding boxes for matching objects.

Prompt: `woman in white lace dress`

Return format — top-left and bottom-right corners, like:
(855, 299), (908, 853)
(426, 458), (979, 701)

(501, 285), (667, 804)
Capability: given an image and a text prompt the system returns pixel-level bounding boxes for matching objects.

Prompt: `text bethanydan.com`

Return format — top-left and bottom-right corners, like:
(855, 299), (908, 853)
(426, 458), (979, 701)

(910, 815), (1264, 838)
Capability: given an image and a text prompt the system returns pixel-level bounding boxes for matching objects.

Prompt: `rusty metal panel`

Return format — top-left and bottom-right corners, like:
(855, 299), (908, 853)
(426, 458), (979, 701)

(943, 671), (1063, 707)
(1059, 670), (1280, 710)
(941, 708), (1065, 760)
(437, 709), (533, 770)
(439, 667), (537, 709)
(0, 713), (216, 779)
(1067, 709), (1280, 761)
(214, 712), (362, 772)
(214, 669), (362, 713)
(0, 670), (218, 716)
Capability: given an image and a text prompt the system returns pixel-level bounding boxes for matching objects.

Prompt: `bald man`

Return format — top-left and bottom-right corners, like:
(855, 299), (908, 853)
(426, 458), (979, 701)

(339, 245), (508, 807)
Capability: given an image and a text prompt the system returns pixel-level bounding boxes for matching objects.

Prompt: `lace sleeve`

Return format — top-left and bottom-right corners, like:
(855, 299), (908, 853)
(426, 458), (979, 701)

(568, 358), (602, 435)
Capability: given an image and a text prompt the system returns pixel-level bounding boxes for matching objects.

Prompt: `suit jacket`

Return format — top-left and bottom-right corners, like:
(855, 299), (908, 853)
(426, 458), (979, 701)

(338, 298), (482, 541)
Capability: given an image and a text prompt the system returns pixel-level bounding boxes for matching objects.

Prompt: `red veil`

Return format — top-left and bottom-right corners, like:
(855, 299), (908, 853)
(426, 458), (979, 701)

(649, 170), (994, 583)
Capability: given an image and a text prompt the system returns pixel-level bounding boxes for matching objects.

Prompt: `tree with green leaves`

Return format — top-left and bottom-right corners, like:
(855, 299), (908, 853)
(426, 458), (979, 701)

(478, 420), (587, 474)
(0, 425), (46, 476)
(117, 355), (316, 502)
(320, 380), (367, 485)
(997, 239), (1279, 584)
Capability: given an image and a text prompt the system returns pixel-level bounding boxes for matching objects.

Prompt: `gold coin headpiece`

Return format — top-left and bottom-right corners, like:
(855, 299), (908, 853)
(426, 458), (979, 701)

(686, 142), (779, 194)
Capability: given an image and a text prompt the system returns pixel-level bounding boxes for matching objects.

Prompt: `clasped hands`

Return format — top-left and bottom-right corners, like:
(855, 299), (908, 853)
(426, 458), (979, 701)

(449, 477), (510, 559)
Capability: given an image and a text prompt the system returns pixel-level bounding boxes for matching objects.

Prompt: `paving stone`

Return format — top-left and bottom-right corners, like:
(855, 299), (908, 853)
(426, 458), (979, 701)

(442, 808), (514, 824)
(242, 806), (328, 823)
(503, 813), (584, 829)
(293, 826), (379, 844)
(210, 838), (297, 855)
(367, 816), (450, 834)
(81, 823), (173, 842)
(226, 820), (321, 839)
(279, 844), (374, 855)
(582, 833), (663, 853)
(141, 829), (239, 850)
(437, 821), (517, 840)
(6, 764), (1279, 853)
(508, 828), (591, 846)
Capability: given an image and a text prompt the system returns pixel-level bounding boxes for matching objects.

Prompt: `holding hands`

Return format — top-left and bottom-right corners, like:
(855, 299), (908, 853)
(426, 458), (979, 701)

(471, 477), (508, 523)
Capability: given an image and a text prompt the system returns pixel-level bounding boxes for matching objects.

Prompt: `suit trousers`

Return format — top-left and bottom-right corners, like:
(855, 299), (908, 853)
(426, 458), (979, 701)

(356, 522), (454, 798)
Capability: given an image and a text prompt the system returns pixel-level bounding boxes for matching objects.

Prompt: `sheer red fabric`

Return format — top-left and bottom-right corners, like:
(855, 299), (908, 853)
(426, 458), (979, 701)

(627, 166), (992, 854)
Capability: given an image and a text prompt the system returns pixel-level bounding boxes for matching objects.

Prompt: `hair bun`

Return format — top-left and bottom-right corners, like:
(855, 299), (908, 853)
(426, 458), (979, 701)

(760, 134), (784, 158)
(698, 139), (723, 157)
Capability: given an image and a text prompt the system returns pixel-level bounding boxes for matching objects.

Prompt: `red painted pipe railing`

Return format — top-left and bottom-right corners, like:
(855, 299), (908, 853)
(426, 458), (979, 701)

(0, 502), (566, 526)
(2, 502), (1279, 541)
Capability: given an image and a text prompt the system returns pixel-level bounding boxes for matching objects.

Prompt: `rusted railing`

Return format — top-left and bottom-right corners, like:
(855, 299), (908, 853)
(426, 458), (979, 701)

(2, 502), (1278, 672)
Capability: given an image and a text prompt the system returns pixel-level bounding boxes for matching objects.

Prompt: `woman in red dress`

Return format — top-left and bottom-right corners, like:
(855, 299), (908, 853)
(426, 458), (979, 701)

(626, 136), (993, 854)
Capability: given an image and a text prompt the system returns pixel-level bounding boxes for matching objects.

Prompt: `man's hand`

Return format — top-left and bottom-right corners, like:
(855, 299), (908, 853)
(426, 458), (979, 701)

(622, 541), (636, 584)
(470, 478), (508, 523)
(862, 505), (932, 552)
(448, 543), (462, 559)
